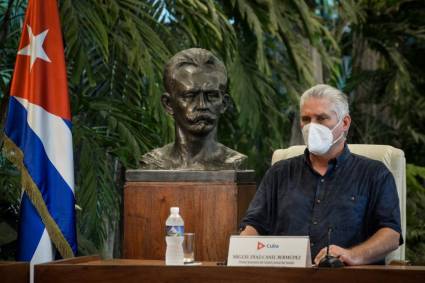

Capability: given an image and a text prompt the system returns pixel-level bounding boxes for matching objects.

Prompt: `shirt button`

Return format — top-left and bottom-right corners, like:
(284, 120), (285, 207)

(320, 179), (324, 183)
(310, 242), (315, 247)
(316, 199), (321, 204)
(313, 221), (318, 225)
(351, 196), (355, 201)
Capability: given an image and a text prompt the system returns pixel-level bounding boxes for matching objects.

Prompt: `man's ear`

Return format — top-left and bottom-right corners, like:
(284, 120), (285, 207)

(220, 93), (230, 114)
(342, 114), (351, 132)
(161, 93), (174, 115)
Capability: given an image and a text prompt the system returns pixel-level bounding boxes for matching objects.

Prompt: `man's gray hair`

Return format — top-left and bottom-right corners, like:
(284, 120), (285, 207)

(300, 84), (349, 120)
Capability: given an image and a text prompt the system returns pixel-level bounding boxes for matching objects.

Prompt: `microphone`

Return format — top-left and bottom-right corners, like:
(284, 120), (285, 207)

(318, 227), (344, 268)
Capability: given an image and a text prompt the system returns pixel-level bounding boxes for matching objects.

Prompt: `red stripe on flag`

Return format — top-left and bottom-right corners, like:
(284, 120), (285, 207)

(10, 0), (70, 120)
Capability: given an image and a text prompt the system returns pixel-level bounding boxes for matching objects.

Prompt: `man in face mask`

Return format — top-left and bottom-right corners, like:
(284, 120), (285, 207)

(299, 86), (351, 176)
(240, 84), (402, 266)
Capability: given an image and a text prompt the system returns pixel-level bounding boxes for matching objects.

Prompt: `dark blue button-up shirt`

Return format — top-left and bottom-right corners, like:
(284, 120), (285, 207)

(241, 145), (402, 262)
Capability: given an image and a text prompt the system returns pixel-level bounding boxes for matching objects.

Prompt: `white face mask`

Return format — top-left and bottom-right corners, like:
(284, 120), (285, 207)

(302, 119), (344, 156)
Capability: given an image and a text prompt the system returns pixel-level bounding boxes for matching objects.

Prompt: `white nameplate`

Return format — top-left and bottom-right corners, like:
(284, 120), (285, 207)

(227, 236), (312, 267)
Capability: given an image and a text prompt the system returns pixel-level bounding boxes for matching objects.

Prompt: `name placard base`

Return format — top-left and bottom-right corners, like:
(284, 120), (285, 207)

(227, 236), (312, 267)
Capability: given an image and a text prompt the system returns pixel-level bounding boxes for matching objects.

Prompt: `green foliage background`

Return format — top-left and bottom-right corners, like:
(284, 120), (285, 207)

(1, 0), (424, 263)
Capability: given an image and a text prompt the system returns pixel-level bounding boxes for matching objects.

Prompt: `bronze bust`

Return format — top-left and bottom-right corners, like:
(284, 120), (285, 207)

(140, 48), (247, 170)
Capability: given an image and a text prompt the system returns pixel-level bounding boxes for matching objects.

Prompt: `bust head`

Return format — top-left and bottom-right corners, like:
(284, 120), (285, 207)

(162, 48), (229, 136)
(139, 48), (247, 170)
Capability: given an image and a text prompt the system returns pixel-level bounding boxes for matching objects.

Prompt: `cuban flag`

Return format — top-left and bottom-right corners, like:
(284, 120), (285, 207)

(3, 0), (77, 274)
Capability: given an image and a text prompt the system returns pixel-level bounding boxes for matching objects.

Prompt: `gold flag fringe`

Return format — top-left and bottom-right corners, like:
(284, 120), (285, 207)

(2, 135), (75, 259)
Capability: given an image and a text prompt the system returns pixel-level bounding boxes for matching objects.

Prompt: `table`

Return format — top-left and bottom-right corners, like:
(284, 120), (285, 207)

(35, 256), (425, 283)
(0, 261), (29, 283)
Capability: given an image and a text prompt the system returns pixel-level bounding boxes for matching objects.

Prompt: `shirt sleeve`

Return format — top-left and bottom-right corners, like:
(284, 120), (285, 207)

(240, 168), (275, 235)
(369, 165), (403, 245)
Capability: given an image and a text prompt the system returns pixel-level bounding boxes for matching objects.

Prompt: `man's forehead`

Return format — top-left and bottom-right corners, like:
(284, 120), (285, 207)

(301, 107), (338, 116)
(301, 108), (339, 121)
(302, 97), (336, 113)
(301, 111), (335, 118)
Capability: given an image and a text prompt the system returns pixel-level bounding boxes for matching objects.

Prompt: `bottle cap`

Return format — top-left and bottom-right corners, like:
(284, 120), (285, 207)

(170, 207), (179, 214)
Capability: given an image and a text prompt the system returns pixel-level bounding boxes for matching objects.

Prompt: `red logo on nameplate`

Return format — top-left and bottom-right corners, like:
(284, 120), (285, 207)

(257, 241), (265, 250)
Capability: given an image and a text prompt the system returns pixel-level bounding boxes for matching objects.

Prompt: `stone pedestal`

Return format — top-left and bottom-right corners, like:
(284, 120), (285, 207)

(123, 170), (256, 261)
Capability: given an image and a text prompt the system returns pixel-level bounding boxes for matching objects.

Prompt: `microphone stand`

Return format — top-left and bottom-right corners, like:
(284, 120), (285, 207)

(318, 227), (344, 268)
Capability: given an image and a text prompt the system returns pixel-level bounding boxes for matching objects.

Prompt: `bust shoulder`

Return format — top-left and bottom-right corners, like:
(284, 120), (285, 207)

(139, 144), (175, 169)
(218, 143), (247, 169)
(139, 143), (247, 170)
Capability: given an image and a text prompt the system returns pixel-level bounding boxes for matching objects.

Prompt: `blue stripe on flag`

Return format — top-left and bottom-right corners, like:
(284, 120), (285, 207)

(63, 118), (72, 129)
(17, 193), (45, 261)
(5, 97), (77, 256)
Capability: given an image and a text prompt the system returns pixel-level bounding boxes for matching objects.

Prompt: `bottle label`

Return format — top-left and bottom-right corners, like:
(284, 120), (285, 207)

(166, 225), (184, 236)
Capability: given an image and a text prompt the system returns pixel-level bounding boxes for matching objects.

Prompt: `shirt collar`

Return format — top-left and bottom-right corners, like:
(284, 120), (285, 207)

(303, 142), (351, 167)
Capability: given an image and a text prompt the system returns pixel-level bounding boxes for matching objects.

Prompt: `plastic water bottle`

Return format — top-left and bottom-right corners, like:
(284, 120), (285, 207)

(165, 207), (184, 265)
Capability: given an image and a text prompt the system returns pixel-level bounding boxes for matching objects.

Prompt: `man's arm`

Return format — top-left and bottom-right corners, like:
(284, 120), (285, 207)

(314, 227), (400, 265)
(316, 161), (402, 265)
(239, 167), (276, 235)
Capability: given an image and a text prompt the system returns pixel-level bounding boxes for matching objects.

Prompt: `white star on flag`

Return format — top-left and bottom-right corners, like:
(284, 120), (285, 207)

(18, 25), (51, 70)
